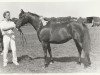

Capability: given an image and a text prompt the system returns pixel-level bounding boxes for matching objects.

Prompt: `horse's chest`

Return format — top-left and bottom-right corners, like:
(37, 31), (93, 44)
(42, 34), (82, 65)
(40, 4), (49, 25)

(39, 28), (51, 41)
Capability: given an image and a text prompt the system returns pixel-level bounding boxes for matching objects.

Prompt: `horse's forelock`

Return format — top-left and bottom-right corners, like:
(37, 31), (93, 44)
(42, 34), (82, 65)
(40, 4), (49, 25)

(19, 11), (25, 19)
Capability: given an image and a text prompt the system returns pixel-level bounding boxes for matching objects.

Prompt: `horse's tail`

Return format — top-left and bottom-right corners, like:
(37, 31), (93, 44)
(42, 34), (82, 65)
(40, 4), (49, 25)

(82, 23), (91, 52)
(82, 23), (91, 64)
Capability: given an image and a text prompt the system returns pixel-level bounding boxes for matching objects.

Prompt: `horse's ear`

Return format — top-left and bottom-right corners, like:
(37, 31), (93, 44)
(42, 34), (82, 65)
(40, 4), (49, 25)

(21, 9), (24, 13)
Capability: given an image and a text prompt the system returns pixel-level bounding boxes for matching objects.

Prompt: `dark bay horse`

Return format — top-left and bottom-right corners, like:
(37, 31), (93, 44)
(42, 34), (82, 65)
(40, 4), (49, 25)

(18, 9), (91, 68)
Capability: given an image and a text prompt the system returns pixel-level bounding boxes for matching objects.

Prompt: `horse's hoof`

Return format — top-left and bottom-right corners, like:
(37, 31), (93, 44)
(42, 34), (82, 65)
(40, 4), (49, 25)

(77, 61), (81, 65)
(42, 65), (48, 69)
(50, 62), (53, 64)
(84, 63), (91, 68)
(89, 62), (91, 65)
(51, 60), (54, 63)
(45, 64), (48, 68)
(84, 65), (91, 68)
(42, 66), (45, 69)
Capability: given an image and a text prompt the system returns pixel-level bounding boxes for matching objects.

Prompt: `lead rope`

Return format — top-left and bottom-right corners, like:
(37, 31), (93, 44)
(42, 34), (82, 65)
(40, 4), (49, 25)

(17, 28), (27, 48)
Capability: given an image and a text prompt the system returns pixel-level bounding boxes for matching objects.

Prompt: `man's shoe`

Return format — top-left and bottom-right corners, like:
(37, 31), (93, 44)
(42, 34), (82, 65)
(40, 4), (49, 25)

(3, 62), (7, 67)
(13, 61), (19, 65)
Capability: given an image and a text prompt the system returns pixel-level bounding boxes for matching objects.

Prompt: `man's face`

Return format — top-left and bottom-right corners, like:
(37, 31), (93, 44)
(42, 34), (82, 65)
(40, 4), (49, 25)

(5, 13), (10, 20)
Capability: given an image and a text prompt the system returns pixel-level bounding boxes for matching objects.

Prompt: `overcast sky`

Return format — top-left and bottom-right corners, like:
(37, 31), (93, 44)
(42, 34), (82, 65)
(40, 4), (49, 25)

(0, 0), (100, 20)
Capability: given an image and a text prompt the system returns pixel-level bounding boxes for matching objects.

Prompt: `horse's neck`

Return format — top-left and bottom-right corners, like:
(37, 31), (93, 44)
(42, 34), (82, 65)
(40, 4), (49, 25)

(30, 17), (43, 31)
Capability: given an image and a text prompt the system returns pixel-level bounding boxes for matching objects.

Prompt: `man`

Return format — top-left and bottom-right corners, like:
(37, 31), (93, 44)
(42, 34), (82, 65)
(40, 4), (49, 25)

(0, 11), (19, 67)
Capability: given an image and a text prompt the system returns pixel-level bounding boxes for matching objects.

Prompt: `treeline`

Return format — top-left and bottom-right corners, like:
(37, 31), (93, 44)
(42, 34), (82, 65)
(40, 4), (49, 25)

(44, 16), (86, 23)
(12, 15), (100, 27)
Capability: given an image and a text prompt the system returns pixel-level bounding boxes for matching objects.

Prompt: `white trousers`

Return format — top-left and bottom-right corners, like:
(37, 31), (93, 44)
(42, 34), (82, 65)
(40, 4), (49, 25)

(3, 34), (18, 63)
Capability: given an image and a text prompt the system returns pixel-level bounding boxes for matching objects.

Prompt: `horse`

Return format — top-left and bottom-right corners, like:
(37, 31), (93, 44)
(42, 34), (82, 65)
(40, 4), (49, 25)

(18, 9), (91, 68)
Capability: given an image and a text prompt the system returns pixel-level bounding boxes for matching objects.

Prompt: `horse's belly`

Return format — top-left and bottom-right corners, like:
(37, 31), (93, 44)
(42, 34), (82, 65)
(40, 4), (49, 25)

(50, 28), (72, 44)
(50, 37), (72, 44)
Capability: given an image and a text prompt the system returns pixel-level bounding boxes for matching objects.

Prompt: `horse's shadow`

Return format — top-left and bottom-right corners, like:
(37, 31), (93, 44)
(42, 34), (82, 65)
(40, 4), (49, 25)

(17, 55), (33, 62)
(17, 55), (85, 66)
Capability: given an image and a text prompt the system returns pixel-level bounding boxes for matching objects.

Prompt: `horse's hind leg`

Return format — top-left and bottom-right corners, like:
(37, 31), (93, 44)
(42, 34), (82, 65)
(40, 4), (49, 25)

(82, 31), (91, 67)
(82, 42), (91, 67)
(42, 41), (48, 67)
(47, 43), (54, 64)
(74, 39), (82, 64)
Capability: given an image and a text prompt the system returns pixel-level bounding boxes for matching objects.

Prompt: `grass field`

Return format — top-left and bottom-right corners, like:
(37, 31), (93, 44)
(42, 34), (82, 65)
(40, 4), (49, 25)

(0, 24), (100, 73)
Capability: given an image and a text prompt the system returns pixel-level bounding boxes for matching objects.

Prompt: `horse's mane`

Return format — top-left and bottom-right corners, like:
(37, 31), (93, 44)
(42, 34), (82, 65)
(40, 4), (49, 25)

(28, 12), (40, 18)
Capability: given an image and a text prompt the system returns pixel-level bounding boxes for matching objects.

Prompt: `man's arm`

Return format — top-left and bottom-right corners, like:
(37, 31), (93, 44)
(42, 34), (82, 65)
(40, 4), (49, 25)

(2, 22), (16, 31)
(2, 27), (14, 31)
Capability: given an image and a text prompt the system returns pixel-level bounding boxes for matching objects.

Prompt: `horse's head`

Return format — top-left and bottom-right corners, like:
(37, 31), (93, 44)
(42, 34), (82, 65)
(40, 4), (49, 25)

(19, 9), (41, 23)
(19, 9), (31, 26)
(19, 9), (45, 30)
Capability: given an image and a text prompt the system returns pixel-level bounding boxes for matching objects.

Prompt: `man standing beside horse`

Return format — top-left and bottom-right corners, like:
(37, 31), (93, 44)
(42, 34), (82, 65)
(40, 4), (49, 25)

(0, 11), (19, 67)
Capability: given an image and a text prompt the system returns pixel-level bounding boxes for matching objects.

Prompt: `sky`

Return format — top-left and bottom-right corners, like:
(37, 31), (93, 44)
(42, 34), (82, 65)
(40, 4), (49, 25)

(0, 0), (100, 20)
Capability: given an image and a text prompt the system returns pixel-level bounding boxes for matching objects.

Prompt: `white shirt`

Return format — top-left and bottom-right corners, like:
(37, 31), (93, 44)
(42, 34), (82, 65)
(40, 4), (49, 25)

(0, 20), (16, 35)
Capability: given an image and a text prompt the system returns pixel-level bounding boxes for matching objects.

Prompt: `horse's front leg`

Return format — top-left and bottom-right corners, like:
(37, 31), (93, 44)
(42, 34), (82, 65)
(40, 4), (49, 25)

(42, 41), (48, 68)
(47, 43), (54, 64)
